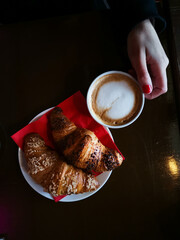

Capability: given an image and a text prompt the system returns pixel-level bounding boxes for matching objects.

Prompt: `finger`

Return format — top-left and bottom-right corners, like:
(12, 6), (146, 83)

(145, 60), (168, 99)
(145, 69), (168, 99)
(129, 48), (153, 94)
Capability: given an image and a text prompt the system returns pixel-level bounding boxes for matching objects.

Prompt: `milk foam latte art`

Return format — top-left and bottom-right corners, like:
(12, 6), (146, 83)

(87, 71), (145, 128)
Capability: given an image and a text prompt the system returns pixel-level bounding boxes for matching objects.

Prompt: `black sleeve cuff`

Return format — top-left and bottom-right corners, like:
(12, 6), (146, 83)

(108, 0), (166, 37)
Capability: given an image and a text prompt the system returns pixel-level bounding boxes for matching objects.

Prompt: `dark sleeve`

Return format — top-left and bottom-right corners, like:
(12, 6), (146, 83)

(107, 0), (166, 36)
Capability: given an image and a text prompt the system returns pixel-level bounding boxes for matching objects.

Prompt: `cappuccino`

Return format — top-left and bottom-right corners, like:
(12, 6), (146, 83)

(87, 71), (144, 128)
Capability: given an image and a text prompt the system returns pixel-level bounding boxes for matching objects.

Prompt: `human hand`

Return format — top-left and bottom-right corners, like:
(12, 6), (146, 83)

(127, 19), (169, 99)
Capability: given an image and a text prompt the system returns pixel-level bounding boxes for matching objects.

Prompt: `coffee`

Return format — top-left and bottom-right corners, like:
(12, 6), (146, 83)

(87, 72), (143, 127)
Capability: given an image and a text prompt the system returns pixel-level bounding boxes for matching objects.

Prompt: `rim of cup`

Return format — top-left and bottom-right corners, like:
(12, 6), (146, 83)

(86, 70), (145, 129)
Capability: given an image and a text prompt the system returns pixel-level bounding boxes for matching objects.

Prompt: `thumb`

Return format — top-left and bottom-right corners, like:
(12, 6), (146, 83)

(130, 50), (152, 94)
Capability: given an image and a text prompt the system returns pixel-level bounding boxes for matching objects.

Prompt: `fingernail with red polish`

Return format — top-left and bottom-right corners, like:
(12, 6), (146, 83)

(142, 85), (152, 94)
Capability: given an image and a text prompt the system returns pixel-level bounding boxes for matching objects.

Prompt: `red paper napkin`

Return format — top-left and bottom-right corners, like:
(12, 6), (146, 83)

(11, 91), (124, 202)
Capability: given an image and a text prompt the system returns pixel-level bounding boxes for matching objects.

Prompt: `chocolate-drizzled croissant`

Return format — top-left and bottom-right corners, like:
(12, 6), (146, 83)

(23, 133), (99, 196)
(49, 107), (123, 172)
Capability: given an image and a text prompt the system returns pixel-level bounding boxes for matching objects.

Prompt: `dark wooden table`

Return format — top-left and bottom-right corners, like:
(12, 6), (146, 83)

(0, 6), (180, 240)
(164, 0), (180, 121)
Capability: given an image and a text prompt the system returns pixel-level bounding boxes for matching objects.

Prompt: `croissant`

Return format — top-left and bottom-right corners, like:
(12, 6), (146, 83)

(49, 107), (123, 172)
(23, 133), (99, 196)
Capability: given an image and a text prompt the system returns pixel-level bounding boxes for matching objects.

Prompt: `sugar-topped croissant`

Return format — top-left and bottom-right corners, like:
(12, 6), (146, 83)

(49, 107), (123, 172)
(23, 133), (99, 196)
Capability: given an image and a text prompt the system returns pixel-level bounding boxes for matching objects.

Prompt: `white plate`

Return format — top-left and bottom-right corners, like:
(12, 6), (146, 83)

(18, 108), (113, 202)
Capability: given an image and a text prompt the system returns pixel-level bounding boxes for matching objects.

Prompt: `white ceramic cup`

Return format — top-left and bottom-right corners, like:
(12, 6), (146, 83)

(87, 70), (145, 129)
